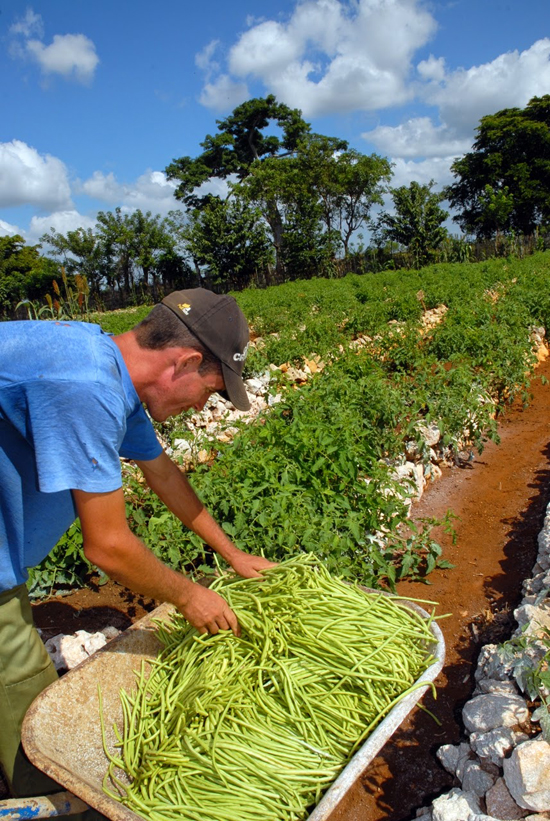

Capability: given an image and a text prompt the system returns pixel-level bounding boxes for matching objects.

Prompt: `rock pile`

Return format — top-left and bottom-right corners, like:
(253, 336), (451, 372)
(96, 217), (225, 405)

(41, 626), (120, 672)
(410, 502), (550, 821)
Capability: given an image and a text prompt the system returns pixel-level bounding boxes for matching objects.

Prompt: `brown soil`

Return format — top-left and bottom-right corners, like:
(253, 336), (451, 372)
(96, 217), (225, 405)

(27, 358), (550, 819)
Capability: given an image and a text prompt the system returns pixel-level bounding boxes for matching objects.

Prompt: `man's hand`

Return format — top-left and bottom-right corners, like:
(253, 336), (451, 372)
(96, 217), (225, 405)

(227, 550), (278, 579)
(72, 487), (241, 637)
(179, 583), (240, 636)
(137, 454), (278, 581)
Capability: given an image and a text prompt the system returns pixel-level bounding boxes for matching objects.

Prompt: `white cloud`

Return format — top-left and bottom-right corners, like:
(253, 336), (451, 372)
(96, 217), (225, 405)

(78, 169), (183, 217)
(0, 140), (73, 211)
(9, 8), (44, 38)
(195, 40), (221, 75)
(9, 8), (99, 84)
(0, 219), (21, 238)
(389, 156), (456, 190)
(423, 39), (550, 135)
(199, 0), (437, 116)
(26, 33), (99, 83)
(80, 171), (124, 203)
(198, 74), (250, 112)
(363, 117), (472, 158)
(28, 210), (97, 244)
(363, 37), (550, 177)
(417, 54), (445, 83)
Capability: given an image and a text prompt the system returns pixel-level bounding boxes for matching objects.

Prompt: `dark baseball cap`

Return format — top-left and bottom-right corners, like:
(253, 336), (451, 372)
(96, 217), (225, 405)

(162, 288), (251, 411)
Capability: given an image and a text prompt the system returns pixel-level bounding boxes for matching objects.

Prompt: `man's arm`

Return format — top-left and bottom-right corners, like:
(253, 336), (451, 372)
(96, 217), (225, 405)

(135, 451), (276, 577)
(72, 487), (240, 635)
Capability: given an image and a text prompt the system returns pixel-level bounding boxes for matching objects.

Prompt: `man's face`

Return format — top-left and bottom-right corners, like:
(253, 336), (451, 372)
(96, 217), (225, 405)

(143, 353), (225, 422)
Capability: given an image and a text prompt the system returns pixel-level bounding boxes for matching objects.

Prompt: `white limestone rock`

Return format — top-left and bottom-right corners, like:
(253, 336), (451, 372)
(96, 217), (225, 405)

(503, 738), (550, 812)
(244, 377), (265, 395)
(431, 788), (482, 821)
(514, 603), (550, 635)
(462, 694), (529, 734)
(44, 627), (120, 671)
(476, 678), (519, 696)
(470, 727), (518, 766)
(437, 743), (472, 779)
(173, 438), (193, 456)
(417, 423), (441, 448)
(475, 645), (514, 682)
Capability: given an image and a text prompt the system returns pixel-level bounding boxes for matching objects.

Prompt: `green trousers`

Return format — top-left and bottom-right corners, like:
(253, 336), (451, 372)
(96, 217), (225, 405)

(0, 585), (107, 820)
(0, 584), (60, 798)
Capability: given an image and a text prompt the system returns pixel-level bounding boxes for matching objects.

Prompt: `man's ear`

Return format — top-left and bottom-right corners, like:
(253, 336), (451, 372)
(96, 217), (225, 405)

(174, 349), (202, 375)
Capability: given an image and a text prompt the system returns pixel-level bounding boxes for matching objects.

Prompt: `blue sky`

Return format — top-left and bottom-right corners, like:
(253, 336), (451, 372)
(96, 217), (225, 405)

(2, 0), (549, 244)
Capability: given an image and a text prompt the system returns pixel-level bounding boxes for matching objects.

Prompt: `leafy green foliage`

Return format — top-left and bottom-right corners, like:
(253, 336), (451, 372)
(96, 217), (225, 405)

(446, 94), (550, 237)
(28, 251), (550, 598)
(182, 197), (273, 290)
(500, 621), (550, 741)
(122, 464), (214, 577)
(27, 521), (99, 600)
(0, 234), (61, 317)
(376, 180), (449, 268)
(186, 347), (455, 588)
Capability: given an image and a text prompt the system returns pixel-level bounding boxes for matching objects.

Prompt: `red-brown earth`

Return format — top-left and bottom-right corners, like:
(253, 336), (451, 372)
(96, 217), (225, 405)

(6, 358), (550, 817)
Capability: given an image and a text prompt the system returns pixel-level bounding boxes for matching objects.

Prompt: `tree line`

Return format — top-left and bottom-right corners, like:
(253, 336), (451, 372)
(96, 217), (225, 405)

(3, 93), (550, 317)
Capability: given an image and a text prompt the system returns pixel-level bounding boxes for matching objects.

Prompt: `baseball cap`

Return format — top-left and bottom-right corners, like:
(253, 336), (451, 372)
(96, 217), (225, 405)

(162, 288), (251, 411)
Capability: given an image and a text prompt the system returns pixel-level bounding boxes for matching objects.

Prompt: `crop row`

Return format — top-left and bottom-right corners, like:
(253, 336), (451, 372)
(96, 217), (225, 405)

(28, 252), (550, 598)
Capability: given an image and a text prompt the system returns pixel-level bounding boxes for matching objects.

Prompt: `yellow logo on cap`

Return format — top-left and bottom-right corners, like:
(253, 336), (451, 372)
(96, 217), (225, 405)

(178, 302), (191, 315)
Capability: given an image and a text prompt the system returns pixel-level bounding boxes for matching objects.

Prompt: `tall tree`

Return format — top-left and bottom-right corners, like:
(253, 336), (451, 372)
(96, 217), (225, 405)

(376, 181), (449, 268)
(165, 96), (312, 277)
(165, 95), (311, 205)
(296, 136), (392, 256)
(0, 235), (59, 316)
(166, 95), (394, 279)
(95, 208), (136, 293)
(127, 210), (177, 298)
(237, 154), (336, 281)
(40, 226), (111, 295)
(445, 95), (550, 237)
(182, 198), (273, 290)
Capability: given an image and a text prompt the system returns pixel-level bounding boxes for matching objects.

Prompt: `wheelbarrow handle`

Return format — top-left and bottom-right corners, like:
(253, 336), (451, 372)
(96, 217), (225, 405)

(0, 790), (89, 819)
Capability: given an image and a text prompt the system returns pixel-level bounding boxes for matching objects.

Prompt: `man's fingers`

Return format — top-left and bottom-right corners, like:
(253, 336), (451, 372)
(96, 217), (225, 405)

(199, 608), (240, 637)
(224, 608), (240, 637)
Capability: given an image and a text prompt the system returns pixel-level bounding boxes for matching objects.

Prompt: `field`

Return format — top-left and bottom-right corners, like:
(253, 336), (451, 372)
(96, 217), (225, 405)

(23, 251), (550, 820)
(29, 251), (550, 598)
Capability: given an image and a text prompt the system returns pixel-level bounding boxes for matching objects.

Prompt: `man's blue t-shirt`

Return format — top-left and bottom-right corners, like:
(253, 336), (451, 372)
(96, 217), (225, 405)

(0, 320), (162, 592)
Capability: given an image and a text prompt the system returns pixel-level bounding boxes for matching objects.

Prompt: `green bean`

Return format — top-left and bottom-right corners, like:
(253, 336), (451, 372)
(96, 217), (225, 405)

(101, 555), (440, 821)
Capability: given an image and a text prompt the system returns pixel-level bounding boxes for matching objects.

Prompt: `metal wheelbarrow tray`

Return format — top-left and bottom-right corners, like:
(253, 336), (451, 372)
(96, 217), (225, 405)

(22, 594), (445, 821)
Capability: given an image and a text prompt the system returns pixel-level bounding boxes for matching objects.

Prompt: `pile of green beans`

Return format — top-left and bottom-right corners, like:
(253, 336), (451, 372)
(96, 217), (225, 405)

(101, 555), (438, 821)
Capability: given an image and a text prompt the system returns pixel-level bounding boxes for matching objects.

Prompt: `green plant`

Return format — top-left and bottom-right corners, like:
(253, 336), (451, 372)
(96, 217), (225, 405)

(27, 521), (100, 599)
(16, 268), (92, 322)
(500, 619), (550, 739)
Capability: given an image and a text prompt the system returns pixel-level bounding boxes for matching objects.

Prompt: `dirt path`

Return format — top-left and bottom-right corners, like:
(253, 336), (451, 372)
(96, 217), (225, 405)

(30, 360), (550, 819)
(330, 359), (550, 821)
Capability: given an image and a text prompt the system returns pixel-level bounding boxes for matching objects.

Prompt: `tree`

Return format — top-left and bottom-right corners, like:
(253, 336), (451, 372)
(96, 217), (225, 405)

(167, 95), (395, 281)
(165, 95), (311, 205)
(0, 235), (60, 316)
(166, 95), (311, 279)
(127, 210), (177, 298)
(40, 226), (112, 295)
(295, 136), (392, 256)
(182, 198), (273, 290)
(445, 95), (550, 237)
(236, 153), (336, 281)
(376, 181), (449, 268)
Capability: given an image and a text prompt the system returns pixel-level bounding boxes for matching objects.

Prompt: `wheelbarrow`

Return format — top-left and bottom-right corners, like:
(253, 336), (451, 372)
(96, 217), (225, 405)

(3, 596), (444, 821)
